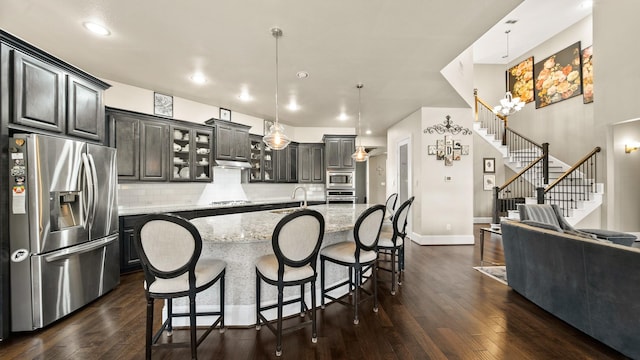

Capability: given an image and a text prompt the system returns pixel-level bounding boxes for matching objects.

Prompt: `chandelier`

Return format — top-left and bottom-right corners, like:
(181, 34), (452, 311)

(351, 83), (369, 162)
(494, 30), (525, 116)
(263, 27), (291, 150)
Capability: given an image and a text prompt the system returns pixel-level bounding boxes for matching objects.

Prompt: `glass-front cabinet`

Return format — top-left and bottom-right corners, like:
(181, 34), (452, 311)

(171, 126), (212, 182)
(249, 136), (263, 182)
(249, 135), (275, 182)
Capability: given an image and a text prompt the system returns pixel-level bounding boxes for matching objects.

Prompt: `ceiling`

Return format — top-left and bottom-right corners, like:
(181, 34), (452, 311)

(0, 0), (591, 137)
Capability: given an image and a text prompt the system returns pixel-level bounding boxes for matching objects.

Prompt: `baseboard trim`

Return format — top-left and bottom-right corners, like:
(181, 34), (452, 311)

(410, 232), (475, 245)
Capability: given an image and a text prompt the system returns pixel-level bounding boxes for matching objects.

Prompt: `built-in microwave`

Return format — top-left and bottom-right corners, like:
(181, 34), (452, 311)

(326, 170), (355, 189)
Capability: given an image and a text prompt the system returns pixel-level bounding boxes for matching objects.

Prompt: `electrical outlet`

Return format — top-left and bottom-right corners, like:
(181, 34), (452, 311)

(446, 223), (452, 230)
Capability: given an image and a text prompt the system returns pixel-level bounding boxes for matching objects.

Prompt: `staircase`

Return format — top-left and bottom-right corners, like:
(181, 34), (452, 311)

(474, 91), (603, 226)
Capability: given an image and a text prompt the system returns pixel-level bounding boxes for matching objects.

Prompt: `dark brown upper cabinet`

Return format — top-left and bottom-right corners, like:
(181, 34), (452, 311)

(2, 31), (110, 143)
(323, 135), (356, 169)
(299, 143), (325, 184)
(108, 108), (169, 182)
(209, 119), (250, 162)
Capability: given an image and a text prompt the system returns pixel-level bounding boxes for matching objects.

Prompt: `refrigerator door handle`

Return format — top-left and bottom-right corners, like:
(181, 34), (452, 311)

(87, 154), (99, 224)
(44, 235), (118, 263)
(81, 153), (95, 227)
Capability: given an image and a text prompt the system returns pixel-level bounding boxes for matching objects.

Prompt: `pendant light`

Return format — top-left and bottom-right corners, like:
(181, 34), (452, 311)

(494, 30), (525, 116)
(351, 83), (369, 162)
(263, 27), (291, 150)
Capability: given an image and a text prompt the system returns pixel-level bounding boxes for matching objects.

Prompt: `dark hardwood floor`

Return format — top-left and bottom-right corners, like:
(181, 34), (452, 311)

(0, 224), (629, 359)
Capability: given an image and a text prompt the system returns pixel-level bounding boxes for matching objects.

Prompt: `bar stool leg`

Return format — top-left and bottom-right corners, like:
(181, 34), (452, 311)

(320, 258), (326, 309)
(255, 274), (261, 330)
(145, 297), (153, 360)
(311, 280), (318, 343)
(276, 285), (284, 357)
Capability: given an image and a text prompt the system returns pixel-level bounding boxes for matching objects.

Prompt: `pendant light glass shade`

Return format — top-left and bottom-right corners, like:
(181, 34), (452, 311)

(263, 27), (291, 150)
(352, 145), (369, 161)
(263, 122), (291, 150)
(351, 83), (369, 162)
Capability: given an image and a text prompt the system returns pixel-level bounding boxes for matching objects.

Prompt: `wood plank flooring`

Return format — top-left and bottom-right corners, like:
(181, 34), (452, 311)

(0, 224), (629, 359)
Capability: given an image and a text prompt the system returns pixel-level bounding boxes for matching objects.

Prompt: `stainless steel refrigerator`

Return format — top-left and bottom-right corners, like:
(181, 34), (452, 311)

(8, 134), (119, 331)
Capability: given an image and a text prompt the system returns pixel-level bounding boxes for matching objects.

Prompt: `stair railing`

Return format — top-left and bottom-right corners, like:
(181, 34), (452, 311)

(491, 154), (547, 224)
(474, 90), (547, 171)
(537, 147), (601, 217)
(474, 89), (508, 145)
(504, 128), (548, 174)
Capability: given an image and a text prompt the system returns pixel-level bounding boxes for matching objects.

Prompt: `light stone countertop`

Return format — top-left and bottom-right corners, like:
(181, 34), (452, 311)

(117, 198), (324, 216)
(190, 203), (372, 243)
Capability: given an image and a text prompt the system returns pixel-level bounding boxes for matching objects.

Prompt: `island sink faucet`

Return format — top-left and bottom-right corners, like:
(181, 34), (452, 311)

(292, 186), (308, 208)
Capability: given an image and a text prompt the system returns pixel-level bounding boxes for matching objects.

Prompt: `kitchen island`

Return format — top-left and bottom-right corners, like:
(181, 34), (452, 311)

(169, 203), (373, 326)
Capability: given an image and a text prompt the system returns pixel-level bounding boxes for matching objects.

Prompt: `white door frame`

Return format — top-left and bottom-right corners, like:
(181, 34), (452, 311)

(397, 137), (412, 233)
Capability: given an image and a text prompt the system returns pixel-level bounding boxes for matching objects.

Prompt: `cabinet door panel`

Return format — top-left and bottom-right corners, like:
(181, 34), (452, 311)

(325, 139), (341, 168)
(288, 144), (298, 183)
(298, 144), (312, 183)
(216, 125), (233, 159)
(275, 149), (287, 182)
(233, 128), (249, 161)
(140, 121), (168, 181)
(13, 50), (65, 133)
(112, 115), (139, 180)
(67, 76), (104, 142)
(311, 145), (325, 183)
(341, 138), (355, 168)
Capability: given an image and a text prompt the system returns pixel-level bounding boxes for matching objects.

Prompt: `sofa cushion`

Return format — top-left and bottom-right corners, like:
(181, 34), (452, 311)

(521, 220), (564, 232)
(579, 228), (637, 246)
(519, 204), (562, 231)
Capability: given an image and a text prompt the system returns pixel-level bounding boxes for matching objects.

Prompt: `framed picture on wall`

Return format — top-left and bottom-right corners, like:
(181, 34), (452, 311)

(508, 56), (534, 104)
(219, 107), (231, 121)
(582, 45), (593, 104)
(483, 157), (495, 173)
(483, 174), (496, 191)
(427, 145), (437, 155)
(533, 41), (582, 108)
(154, 92), (173, 118)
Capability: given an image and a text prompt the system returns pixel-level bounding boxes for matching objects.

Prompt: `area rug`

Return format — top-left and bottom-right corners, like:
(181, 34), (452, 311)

(473, 266), (508, 285)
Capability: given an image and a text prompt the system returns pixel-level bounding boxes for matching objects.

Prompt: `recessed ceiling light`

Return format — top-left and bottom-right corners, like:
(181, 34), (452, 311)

(83, 22), (111, 36)
(580, 0), (593, 8)
(365, 130), (372, 135)
(296, 71), (309, 79)
(287, 99), (300, 111)
(238, 90), (253, 102)
(190, 72), (207, 84)
(338, 112), (348, 121)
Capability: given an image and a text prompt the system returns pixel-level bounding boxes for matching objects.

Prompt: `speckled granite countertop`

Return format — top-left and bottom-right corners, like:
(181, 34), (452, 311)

(118, 198), (324, 216)
(190, 203), (372, 243)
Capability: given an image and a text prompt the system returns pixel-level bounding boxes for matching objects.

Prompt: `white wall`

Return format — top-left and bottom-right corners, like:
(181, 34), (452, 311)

(611, 119), (640, 232)
(387, 107), (474, 245)
(103, 79), (356, 143)
(418, 107), (474, 244)
(595, 2), (640, 231)
(368, 154), (387, 206)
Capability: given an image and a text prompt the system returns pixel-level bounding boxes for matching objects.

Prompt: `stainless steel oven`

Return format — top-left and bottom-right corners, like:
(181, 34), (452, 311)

(326, 189), (357, 203)
(326, 170), (355, 189)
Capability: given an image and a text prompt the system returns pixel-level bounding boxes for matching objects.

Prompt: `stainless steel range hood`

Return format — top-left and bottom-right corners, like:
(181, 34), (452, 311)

(214, 159), (252, 170)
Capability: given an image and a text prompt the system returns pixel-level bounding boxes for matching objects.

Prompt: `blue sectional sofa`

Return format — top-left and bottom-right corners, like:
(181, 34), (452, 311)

(501, 220), (640, 359)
